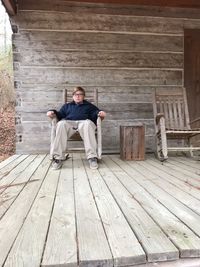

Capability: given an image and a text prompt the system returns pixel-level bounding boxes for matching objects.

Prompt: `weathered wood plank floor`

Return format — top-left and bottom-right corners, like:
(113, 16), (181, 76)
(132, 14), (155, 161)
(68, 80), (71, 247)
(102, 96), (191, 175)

(0, 154), (200, 267)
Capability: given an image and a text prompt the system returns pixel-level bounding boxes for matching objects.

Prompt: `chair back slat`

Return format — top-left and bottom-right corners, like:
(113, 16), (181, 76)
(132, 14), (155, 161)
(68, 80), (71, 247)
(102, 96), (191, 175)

(153, 88), (191, 130)
(172, 98), (178, 129)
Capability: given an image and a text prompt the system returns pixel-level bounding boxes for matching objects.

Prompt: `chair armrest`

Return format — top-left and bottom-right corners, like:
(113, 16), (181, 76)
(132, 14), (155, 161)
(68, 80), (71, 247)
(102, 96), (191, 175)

(50, 117), (58, 144)
(51, 117), (58, 126)
(155, 113), (165, 125)
(97, 116), (102, 159)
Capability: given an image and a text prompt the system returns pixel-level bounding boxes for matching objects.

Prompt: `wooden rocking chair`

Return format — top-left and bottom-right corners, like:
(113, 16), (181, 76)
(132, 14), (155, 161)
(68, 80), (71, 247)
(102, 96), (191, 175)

(50, 88), (102, 159)
(152, 87), (200, 161)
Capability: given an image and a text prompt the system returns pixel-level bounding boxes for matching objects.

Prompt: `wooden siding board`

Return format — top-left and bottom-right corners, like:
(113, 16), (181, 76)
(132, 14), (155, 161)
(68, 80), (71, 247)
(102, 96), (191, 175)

(14, 68), (183, 86)
(2, 0), (16, 15)
(14, 50), (183, 69)
(12, 11), (200, 34)
(13, 31), (183, 52)
(17, 0), (200, 19)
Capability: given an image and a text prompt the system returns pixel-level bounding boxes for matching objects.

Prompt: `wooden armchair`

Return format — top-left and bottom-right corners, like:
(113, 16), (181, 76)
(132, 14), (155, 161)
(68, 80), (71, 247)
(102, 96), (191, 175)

(50, 89), (102, 159)
(152, 87), (200, 161)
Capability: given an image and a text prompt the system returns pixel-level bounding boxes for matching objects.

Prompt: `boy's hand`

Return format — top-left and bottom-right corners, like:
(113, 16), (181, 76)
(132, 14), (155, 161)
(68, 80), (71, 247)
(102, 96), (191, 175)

(47, 111), (55, 118)
(98, 111), (106, 119)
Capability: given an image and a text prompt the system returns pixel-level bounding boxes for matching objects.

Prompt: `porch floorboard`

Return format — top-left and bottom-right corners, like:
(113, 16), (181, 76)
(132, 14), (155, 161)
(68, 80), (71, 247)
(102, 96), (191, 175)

(0, 154), (200, 267)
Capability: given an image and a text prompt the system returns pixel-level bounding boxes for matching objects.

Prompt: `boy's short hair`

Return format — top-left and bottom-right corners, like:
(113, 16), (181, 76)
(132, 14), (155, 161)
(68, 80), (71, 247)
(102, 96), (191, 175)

(72, 87), (85, 96)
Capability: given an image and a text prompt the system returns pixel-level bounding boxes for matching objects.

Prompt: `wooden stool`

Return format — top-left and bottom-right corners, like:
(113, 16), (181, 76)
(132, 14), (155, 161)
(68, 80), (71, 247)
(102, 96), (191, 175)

(120, 124), (145, 160)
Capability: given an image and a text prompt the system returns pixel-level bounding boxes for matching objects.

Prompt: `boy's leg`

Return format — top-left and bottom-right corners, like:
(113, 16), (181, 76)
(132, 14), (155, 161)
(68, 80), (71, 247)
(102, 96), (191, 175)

(50, 120), (76, 160)
(78, 120), (97, 159)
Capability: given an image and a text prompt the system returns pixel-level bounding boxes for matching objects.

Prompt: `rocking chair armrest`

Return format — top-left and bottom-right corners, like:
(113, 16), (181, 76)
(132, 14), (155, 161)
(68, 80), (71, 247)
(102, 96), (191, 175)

(96, 116), (102, 159)
(50, 117), (59, 144)
(155, 113), (165, 125)
(51, 117), (58, 126)
(97, 116), (102, 130)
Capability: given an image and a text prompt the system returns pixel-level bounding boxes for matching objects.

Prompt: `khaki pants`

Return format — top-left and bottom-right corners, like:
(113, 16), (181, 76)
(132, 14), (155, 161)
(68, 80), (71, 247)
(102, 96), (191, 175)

(50, 119), (97, 160)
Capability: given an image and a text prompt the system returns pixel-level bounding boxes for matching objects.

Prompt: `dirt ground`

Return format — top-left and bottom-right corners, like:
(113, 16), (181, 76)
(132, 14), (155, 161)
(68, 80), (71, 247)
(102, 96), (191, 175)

(0, 104), (15, 162)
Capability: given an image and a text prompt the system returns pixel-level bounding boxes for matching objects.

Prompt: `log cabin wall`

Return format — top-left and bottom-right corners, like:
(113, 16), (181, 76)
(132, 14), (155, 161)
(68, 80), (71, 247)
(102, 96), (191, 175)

(11, 0), (200, 154)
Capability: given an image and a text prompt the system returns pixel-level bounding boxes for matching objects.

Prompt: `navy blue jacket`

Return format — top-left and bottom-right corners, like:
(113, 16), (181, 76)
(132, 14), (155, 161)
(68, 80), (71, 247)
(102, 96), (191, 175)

(51, 100), (100, 124)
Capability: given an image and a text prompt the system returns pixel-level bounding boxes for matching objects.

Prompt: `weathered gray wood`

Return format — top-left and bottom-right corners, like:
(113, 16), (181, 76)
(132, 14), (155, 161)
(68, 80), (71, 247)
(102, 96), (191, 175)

(16, 102), (63, 112)
(17, 90), (63, 102)
(167, 157), (200, 174)
(15, 84), (182, 93)
(2, 153), (200, 265)
(17, 88), (153, 102)
(13, 11), (200, 34)
(142, 157), (200, 202)
(169, 157), (200, 171)
(82, 156), (146, 266)
(0, 155), (37, 193)
(156, 160), (200, 186)
(133, 258), (200, 267)
(111, 156), (200, 239)
(147, 158), (200, 188)
(73, 154), (113, 267)
(16, 122), (51, 134)
(0, 154), (20, 169)
(4, 157), (59, 267)
(0, 155), (46, 218)
(98, 159), (178, 262)
(17, 0), (200, 19)
(105, 156), (200, 258)
(14, 50), (183, 68)
(128, 159), (200, 216)
(0, 154), (29, 180)
(99, 103), (153, 119)
(42, 158), (77, 267)
(149, 174), (200, 217)
(15, 143), (51, 154)
(19, 113), (48, 122)
(0, 155), (51, 267)
(13, 31), (183, 52)
(15, 68), (182, 86)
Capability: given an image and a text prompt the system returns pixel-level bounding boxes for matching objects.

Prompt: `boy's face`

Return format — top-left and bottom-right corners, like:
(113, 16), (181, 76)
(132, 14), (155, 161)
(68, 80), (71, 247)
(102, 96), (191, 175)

(73, 90), (85, 104)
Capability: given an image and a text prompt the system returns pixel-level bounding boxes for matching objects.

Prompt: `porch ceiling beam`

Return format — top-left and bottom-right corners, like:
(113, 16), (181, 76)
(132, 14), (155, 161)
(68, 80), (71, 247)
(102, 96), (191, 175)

(2, 0), (17, 16)
(72, 0), (200, 9)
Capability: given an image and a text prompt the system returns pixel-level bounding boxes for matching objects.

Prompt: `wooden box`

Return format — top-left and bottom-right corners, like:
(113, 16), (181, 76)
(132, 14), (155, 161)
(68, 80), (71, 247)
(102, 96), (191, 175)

(120, 125), (145, 160)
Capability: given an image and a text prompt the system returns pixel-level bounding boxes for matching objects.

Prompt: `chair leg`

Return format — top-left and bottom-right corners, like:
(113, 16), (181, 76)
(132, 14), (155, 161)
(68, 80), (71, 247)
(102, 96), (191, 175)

(188, 137), (194, 158)
(159, 117), (168, 161)
(50, 118), (58, 159)
(156, 133), (162, 160)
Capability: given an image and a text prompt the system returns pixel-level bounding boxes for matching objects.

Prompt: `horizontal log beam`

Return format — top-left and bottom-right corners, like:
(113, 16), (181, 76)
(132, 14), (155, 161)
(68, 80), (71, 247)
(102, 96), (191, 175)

(2, 0), (17, 15)
(72, 0), (200, 9)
